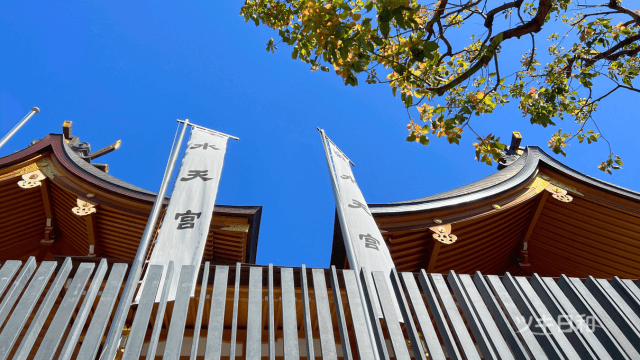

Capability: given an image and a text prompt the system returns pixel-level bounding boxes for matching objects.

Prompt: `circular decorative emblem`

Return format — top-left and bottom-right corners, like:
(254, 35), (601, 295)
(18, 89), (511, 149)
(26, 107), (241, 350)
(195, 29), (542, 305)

(433, 232), (457, 245)
(29, 174), (39, 179)
(552, 193), (573, 203)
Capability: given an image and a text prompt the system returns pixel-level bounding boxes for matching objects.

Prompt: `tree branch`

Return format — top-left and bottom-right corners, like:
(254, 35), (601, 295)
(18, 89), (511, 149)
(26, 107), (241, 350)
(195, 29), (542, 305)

(426, 0), (552, 95)
(608, 0), (640, 25)
(583, 33), (640, 66)
(484, 0), (524, 28)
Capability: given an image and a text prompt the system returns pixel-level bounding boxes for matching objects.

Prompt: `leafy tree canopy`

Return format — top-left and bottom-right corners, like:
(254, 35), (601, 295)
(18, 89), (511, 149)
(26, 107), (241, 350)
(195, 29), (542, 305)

(240, 0), (639, 173)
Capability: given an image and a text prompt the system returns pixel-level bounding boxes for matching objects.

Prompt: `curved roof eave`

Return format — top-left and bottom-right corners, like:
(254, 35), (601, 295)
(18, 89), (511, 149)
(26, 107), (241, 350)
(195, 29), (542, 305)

(369, 146), (640, 215)
(0, 134), (262, 215)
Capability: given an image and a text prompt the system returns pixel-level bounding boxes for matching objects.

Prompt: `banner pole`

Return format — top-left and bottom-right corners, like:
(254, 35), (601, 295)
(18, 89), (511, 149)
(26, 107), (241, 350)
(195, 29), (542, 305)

(0, 107), (39, 150)
(101, 119), (190, 360)
(318, 128), (381, 360)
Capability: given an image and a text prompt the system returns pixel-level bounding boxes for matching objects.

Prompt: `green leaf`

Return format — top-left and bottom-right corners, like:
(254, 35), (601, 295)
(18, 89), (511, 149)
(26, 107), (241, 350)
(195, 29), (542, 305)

(406, 134), (417, 142)
(380, 21), (390, 37)
(405, 95), (413, 107)
(419, 135), (429, 145)
(340, 46), (349, 60)
(364, 1), (374, 12)
(320, 66), (330, 72)
(379, 9), (391, 22)
(423, 41), (438, 53)
(410, 45), (425, 62)
(292, 50), (299, 60)
(615, 160), (624, 165)
(372, 37), (383, 46)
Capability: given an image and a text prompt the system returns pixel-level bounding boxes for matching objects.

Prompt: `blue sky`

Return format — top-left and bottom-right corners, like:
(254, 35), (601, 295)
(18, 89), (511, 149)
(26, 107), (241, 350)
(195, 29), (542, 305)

(1, 0), (638, 268)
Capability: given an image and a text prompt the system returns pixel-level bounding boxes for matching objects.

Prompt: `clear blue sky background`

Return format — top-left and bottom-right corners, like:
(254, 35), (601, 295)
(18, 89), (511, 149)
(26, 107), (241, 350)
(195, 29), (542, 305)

(1, 0), (638, 268)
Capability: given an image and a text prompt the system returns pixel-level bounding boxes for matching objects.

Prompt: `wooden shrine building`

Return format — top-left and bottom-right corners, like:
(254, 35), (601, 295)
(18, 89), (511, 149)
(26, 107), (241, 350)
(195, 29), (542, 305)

(332, 133), (640, 279)
(0, 127), (639, 359)
(0, 121), (262, 264)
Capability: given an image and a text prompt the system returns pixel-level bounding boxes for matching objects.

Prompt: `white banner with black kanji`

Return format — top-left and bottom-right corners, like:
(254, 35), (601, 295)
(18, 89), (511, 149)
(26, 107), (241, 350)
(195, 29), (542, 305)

(139, 127), (229, 302)
(321, 132), (401, 319)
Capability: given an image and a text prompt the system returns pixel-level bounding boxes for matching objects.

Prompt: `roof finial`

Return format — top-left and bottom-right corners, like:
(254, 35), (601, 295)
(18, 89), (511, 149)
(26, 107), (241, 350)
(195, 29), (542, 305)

(60, 121), (121, 173)
(497, 132), (524, 170)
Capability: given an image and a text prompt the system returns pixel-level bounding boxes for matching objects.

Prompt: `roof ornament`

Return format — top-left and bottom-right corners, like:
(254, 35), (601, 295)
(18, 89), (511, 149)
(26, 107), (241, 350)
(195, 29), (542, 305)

(72, 197), (98, 216)
(58, 121), (121, 173)
(17, 170), (46, 189)
(497, 132), (524, 170)
(529, 175), (576, 203)
(429, 223), (457, 244)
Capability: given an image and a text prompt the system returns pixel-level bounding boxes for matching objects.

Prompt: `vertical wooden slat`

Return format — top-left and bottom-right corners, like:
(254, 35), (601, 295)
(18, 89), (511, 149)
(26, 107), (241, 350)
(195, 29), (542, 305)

(312, 268), (338, 360)
(359, 268), (390, 360)
(430, 273), (481, 360)
(0, 261), (22, 300)
(330, 266), (353, 360)
(281, 267), (300, 360)
(191, 262), (210, 359)
(583, 276), (640, 350)
(163, 265), (196, 360)
(447, 271), (499, 360)
(558, 275), (640, 358)
(146, 261), (174, 359)
(246, 267), (263, 360)
(301, 265), (315, 360)
(205, 265), (229, 360)
(589, 277), (640, 333)
(13, 258), (72, 360)
(33, 262), (95, 360)
(75, 262), (127, 360)
(229, 263), (241, 360)
(417, 270), (461, 360)
(389, 269), (427, 360)
(0, 261), (56, 360)
(532, 275), (610, 360)
(268, 264), (276, 360)
(513, 275), (580, 359)
(0, 257), (36, 326)
(457, 273), (515, 360)
(102, 259), (142, 360)
(501, 273), (565, 360)
(474, 272), (532, 360)
(400, 272), (446, 360)
(372, 271), (411, 360)
(122, 264), (163, 359)
(611, 277), (640, 317)
(342, 270), (375, 360)
(59, 259), (109, 360)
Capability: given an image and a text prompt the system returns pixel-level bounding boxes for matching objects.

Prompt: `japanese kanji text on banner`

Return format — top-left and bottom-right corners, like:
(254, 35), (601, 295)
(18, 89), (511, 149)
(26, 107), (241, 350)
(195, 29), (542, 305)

(139, 127), (229, 302)
(320, 132), (401, 319)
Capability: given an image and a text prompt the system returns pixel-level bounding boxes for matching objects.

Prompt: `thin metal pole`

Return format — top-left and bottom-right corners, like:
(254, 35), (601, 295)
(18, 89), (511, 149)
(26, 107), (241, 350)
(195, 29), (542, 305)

(101, 119), (190, 360)
(0, 107), (39, 150)
(318, 128), (381, 360)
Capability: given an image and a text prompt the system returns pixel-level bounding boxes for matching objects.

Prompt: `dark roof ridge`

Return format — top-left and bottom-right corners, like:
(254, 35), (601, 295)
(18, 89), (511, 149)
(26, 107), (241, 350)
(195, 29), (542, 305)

(369, 146), (639, 214)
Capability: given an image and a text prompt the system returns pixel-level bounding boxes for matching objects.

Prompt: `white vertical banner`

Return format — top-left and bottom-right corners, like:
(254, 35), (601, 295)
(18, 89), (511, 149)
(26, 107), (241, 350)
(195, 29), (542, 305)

(139, 127), (230, 302)
(320, 131), (401, 319)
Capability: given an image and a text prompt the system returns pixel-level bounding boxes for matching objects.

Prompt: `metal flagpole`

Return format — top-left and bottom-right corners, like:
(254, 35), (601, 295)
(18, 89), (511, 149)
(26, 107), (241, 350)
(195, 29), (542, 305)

(101, 119), (190, 360)
(318, 128), (381, 360)
(0, 107), (40, 150)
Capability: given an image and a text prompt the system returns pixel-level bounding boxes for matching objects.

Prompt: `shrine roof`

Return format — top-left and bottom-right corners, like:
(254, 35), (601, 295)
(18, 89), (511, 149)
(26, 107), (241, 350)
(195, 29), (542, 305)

(369, 146), (640, 214)
(0, 132), (262, 264)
